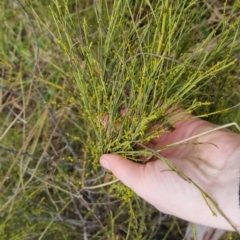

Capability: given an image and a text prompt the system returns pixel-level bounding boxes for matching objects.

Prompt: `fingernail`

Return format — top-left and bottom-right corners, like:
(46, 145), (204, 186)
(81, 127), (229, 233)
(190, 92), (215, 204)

(100, 157), (109, 170)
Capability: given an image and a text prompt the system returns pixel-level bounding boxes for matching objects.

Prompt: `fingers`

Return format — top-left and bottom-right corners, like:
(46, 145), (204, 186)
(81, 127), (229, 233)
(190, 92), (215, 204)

(99, 153), (182, 208)
(99, 153), (202, 218)
(99, 153), (168, 202)
(99, 153), (186, 218)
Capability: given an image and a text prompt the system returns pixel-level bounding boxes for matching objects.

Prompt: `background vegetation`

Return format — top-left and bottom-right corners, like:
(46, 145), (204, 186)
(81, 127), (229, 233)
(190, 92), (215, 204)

(0, 0), (240, 239)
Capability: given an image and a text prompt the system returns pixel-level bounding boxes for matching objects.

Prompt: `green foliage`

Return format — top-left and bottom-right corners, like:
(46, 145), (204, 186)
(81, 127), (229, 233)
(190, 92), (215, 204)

(0, 0), (240, 239)
(48, 0), (240, 161)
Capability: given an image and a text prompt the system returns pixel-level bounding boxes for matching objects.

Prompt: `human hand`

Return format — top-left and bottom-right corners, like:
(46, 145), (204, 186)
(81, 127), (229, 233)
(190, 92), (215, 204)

(100, 110), (240, 231)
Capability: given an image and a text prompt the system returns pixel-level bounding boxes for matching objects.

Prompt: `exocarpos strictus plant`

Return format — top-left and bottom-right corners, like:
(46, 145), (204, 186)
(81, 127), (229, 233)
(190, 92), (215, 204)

(1, 0), (240, 239)
(51, 0), (240, 229)
(46, 0), (240, 233)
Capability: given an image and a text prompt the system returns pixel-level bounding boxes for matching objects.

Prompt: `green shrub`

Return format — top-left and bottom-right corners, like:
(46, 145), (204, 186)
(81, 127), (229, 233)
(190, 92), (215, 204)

(1, 0), (240, 239)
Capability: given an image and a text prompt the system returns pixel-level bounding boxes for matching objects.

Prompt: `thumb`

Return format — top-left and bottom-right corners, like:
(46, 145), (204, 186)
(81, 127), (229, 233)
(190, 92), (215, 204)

(99, 154), (184, 215)
(100, 154), (148, 194)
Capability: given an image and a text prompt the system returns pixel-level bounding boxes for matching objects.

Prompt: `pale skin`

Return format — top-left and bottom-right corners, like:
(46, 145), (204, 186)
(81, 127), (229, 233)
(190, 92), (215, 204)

(100, 110), (240, 231)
